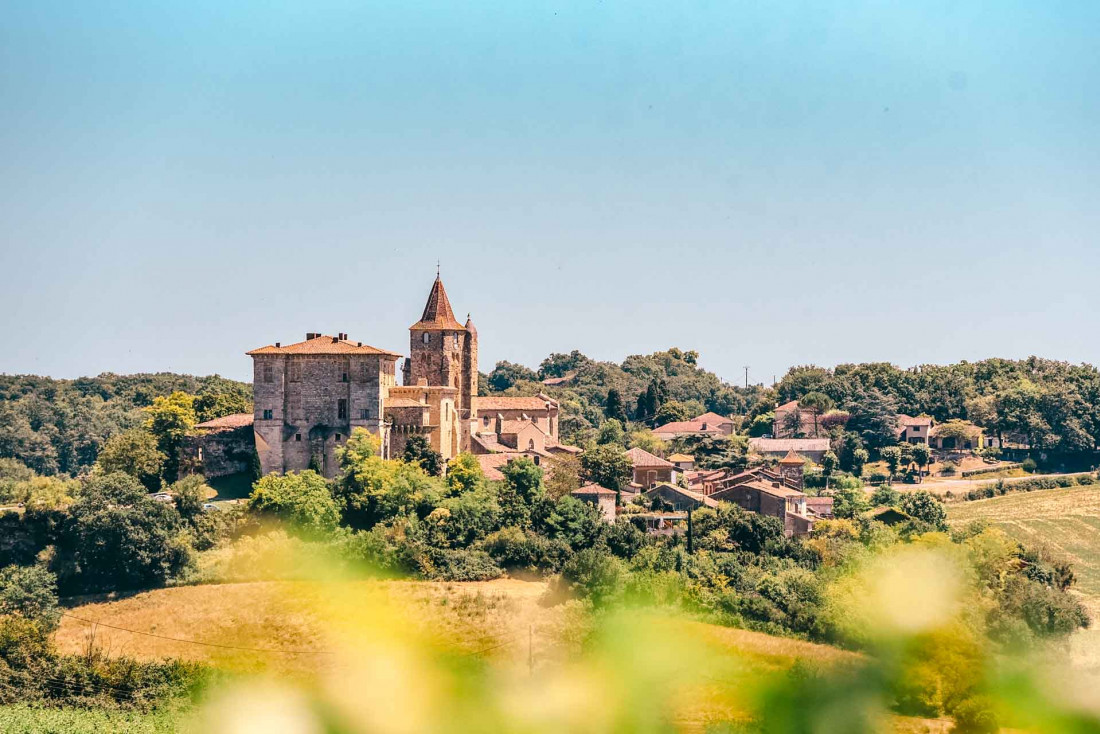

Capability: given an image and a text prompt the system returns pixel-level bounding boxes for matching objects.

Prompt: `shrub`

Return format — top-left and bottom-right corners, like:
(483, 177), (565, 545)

(419, 548), (502, 582)
(479, 527), (572, 573)
(554, 548), (624, 605)
(899, 490), (948, 531)
(249, 471), (340, 536)
(0, 565), (60, 632)
(1021, 458), (1038, 473)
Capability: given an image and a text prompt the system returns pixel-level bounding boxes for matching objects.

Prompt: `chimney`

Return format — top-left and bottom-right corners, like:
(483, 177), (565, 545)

(275, 342), (281, 348)
(331, 336), (339, 343)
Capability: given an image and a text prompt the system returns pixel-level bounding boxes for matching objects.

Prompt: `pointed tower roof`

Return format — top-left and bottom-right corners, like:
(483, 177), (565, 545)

(779, 449), (805, 465)
(410, 275), (464, 330)
(464, 313), (477, 335)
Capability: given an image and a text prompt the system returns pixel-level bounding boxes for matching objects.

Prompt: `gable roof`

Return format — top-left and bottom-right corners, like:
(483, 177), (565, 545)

(410, 276), (465, 330)
(897, 414), (935, 428)
(476, 396), (557, 412)
(712, 478), (805, 500)
(653, 412), (732, 435)
(573, 483), (617, 496)
(247, 334), (402, 357)
(695, 412), (734, 425)
(499, 420), (545, 436)
(626, 447), (674, 468)
(644, 483), (719, 508)
(749, 437), (831, 453)
(668, 453), (694, 462)
(775, 400), (801, 413)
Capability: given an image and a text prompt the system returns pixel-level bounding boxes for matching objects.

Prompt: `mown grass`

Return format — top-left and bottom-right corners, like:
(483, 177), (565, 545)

(947, 485), (1100, 600)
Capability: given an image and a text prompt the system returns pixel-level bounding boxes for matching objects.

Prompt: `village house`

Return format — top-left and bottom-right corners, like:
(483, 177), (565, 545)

(652, 412), (736, 441)
(626, 447), (678, 488)
(748, 437), (830, 463)
(896, 414), (934, 444)
(772, 400), (825, 438)
(572, 483), (617, 522)
(643, 482), (718, 512)
(668, 453), (695, 471)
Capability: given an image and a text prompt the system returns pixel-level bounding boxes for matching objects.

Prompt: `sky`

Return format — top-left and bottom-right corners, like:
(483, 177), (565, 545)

(1, 1), (1098, 386)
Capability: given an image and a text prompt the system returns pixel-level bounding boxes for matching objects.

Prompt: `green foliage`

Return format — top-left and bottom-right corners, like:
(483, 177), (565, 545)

(249, 471), (340, 536)
(604, 387), (628, 424)
(653, 400), (691, 426)
(0, 565), (60, 632)
(899, 490), (949, 531)
(579, 444), (632, 495)
(334, 429), (443, 529)
(497, 457), (544, 529)
(832, 486), (872, 519)
(478, 526), (572, 573)
(94, 429), (165, 491)
(446, 452), (484, 496)
(51, 473), (192, 594)
(871, 485), (900, 507)
(402, 434), (443, 477)
(539, 496), (604, 550)
(143, 392), (197, 482)
(487, 361), (538, 391)
(691, 504), (787, 554)
(544, 454), (582, 500)
(0, 459), (34, 504)
(595, 418), (626, 446)
(881, 446), (903, 477)
(554, 547), (625, 605)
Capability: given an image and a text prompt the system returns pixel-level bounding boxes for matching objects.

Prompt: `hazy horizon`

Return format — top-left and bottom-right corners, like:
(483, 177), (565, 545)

(2, 2), (1098, 384)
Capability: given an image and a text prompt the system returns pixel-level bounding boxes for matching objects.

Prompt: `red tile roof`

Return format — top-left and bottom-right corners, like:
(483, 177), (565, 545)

(476, 396), (556, 412)
(385, 397), (426, 409)
(247, 334), (402, 357)
(626, 447), (674, 468)
(653, 412), (733, 435)
(194, 413), (254, 430)
(499, 420), (545, 436)
(410, 276), (465, 330)
(897, 414), (934, 427)
(779, 449), (805, 465)
(573, 483), (617, 496)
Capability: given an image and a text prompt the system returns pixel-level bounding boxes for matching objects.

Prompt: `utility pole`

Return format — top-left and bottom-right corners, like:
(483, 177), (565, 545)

(744, 366), (749, 389)
(686, 506), (694, 554)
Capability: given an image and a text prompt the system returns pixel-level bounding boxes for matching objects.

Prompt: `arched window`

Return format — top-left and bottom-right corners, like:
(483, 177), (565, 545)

(453, 334), (459, 348)
(528, 439), (535, 451)
(422, 332), (430, 345)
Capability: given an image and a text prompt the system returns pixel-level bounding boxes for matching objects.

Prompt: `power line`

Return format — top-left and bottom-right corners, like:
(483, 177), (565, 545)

(61, 613), (336, 655)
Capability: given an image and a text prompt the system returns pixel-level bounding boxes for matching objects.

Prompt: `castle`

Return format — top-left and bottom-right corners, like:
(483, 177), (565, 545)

(246, 275), (572, 478)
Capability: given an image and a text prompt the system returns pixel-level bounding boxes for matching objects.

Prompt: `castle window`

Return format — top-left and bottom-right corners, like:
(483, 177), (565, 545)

(360, 409), (369, 420)
(263, 365), (273, 383)
(341, 372), (348, 383)
(335, 433), (342, 442)
(483, 416), (490, 426)
(262, 409), (273, 420)
(453, 334), (459, 348)
(295, 434), (302, 442)
(422, 332), (430, 345)
(337, 399), (348, 421)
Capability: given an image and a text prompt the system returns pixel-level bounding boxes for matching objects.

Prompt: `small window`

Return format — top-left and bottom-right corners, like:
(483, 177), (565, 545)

(453, 334), (459, 348)
(359, 409), (369, 420)
(295, 433), (302, 442)
(341, 372), (348, 383)
(263, 365), (273, 383)
(483, 416), (490, 426)
(262, 409), (273, 420)
(422, 332), (430, 345)
(337, 399), (348, 421)
(335, 433), (342, 442)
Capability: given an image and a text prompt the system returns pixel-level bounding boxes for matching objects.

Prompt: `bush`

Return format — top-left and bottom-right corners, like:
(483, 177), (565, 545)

(479, 527), (572, 573)
(1021, 458), (1038, 473)
(899, 490), (948, 531)
(419, 548), (502, 582)
(0, 565), (60, 632)
(553, 548), (624, 605)
(867, 471), (890, 486)
(249, 471), (340, 536)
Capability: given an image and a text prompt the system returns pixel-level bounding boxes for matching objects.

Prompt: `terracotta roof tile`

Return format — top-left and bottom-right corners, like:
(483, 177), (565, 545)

(410, 276), (465, 330)
(626, 447), (674, 468)
(667, 453), (694, 462)
(779, 449), (805, 465)
(385, 397), (426, 409)
(247, 334), (401, 357)
(195, 413), (254, 430)
(476, 396), (556, 412)
(573, 483), (617, 496)
(749, 438), (831, 453)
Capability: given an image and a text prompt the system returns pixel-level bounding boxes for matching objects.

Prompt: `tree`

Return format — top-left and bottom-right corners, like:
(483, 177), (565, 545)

(94, 429), (165, 491)
(880, 446), (903, 479)
(821, 451), (839, 489)
(0, 459), (34, 505)
(799, 392), (835, 437)
(653, 401), (691, 426)
(487, 361), (538, 391)
(52, 472), (191, 594)
(782, 408), (804, 438)
(544, 454), (582, 500)
(335, 429), (442, 529)
(540, 496), (603, 550)
(170, 474), (209, 522)
(899, 490), (948, 531)
(748, 413), (774, 437)
(870, 484), (900, 507)
(604, 388), (629, 424)
(402, 435), (443, 476)
(596, 419), (626, 446)
(446, 453), (484, 496)
(0, 564), (61, 632)
(847, 388), (899, 451)
(143, 391), (197, 482)
(498, 457), (544, 528)
(249, 471), (340, 535)
(832, 486), (872, 519)
(911, 444), (932, 480)
(627, 429), (667, 456)
(852, 448), (870, 477)
(580, 445), (633, 501)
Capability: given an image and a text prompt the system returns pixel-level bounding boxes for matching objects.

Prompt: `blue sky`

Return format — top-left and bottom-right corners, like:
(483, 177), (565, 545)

(1, 1), (1097, 385)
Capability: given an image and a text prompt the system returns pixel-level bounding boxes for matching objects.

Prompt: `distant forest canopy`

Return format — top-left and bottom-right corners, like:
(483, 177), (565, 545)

(0, 373), (251, 476)
(3, 352), (1099, 478)
(484, 351), (1100, 454)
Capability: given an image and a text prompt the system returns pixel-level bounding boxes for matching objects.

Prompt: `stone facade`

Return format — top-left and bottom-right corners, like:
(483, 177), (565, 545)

(248, 335), (400, 479)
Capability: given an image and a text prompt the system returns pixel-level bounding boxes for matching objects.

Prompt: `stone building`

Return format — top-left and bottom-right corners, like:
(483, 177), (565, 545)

(247, 273), (567, 478)
(247, 334), (401, 478)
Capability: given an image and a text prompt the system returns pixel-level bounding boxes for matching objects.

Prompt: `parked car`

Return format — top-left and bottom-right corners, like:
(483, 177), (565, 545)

(152, 493), (174, 503)
(202, 502), (220, 512)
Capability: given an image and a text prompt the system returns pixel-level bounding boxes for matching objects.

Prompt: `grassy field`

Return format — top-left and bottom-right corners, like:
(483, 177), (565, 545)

(0, 704), (182, 734)
(947, 485), (1100, 675)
